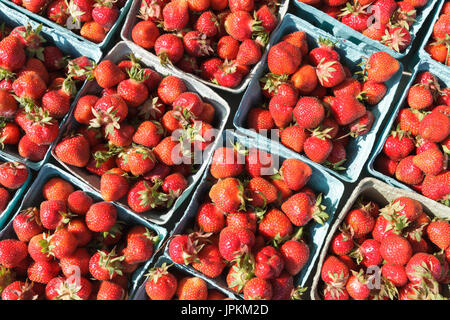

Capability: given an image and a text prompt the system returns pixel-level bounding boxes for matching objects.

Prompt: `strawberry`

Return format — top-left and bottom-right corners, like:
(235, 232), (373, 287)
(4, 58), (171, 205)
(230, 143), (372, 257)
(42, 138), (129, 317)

(100, 169), (129, 202)
(346, 271), (370, 300)
(226, 211), (257, 233)
(330, 94), (366, 125)
(381, 264), (408, 287)
(192, 244), (226, 277)
(0, 122), (21, 146)
(280, 125), (307, 153)
(0, 239), (27, 268)
(332, 77), (362, 97)
(321, 255), (350, 286)
(122, 229), (156, 265)
(348, 110), (374, 137)
(280, 228), (310, 275)
(426, 220), (450, 250)
(243, 277), (272, 300)
(127, 180), (170, 212)
(316, 59), (346, 88)
(196, 203), (226, 233)
(145, 263), (178, 300)
(395, 155), (424, 185)
(331, 231), (354, 256)
(389, 196), (422, 223)
(383, 130), (415, 161)
(245, 148), (275, 177)
(362, 22), (387, 41)
(236, 39), (261, 66)
(162, 0), (189, 31)
(195, 11), (219, 37)
(304, 129), (333, 164)
(27, 261), (61, 284)
(97, 281), (126, 300)
(157, 76), (186, 105)
(398, 108), (422, 135)
(405, 252), (441, 284)
(267, 41), (302, 75)
(117, 66), (150, 108)
(366, 52), (400, 83)
(43, 177), (74, 201)
(213, 60), (243, 88)
(351, 239), (382, 268)
(46, 277), (92, 300)
(418, 111), (450, 143)
(0, 89), (17, 118)
(13, 71), (46, 100)
(407, 84), (433, 110)
(218, 226), (255, 261)
(47, 0), (70, 26)
(381, 26), (411, 52)
(177, 277), (208, 300)
(258, 208), (293, 240)
(12, 207), (42, 242)
(2, 281), (36, 300)
(59, 243), (90, 274)
(0, 162), (28, 189)
(55, 134), (91, 167)
(256, 4), (278, 33)
(372, 0), (398, 24)
(293, 97), (325, 129)
(281, 192), (328, 226)
(380, 234), (412, 265)
(89, 249), (124, 281)
(224, 10), (265, 42)
(247, 107), (274, 131)
(92, 0), (119, 30)
(412, 149), (446, 175)
(345, 208), (375, 238)
(339, 2), (370, 32)
(246, 177), (277, 208)
(254, 246), (284, 279)
(90, 95), (128, 136)
(0, 36), (26, 71)
(40, 200), (70, 230)
(217, 36), (239, 60)
(154, 136), (182, 166)
(85, 201), (117, 232)
(94, 60), (126, 89)
(48, 228), (77, 259)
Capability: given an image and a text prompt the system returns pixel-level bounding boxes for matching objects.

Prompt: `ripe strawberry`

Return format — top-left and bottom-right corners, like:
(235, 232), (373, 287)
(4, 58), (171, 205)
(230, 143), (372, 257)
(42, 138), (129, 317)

(346, 271), (370, 300)
(0, 162), (27, 189)
(89, 249), (124, 281)
(59, 247), (90, 278)
(117, 67), (150, 108)
(94, 60), (126, 89)
(99, 169), (128, 202)
(281, 192), (328, 226)
(2, 281), (36, 300)
(380, 234), (412, 265)
(157, 76), (186, 105)
(236, 39), (261, 66)
(127, 180), (170, 212)
(345, 208), (375, 238)
(213, 60), (243, 88)
(351, 239), (382, 268)
(258, 208), (293, 240)
(330, 94), (366, 125)
(304, 130), (333, 164)
(280, 228), (310, 275)
(177, 276), (208, 300)
(256, 4), (278, 33)
(267, 41), (302, 75)
(218, 226), (255, 261)
(196, 203), (226, 233)
(381, 264), (408, 287)
(27, 261), (61, 284)
(245, 148), (275, 178)
(254, 246), (284, 280)
(0, 36), (26, 72)
(381, 26), (411, 52)
(85, 201), (117, 232)
(321, 255), (350, 286)
(217, 36), (239, 60)
(92, 0), (119, 30)
(412, 149), (446, 175)
(426, 220), (450, 250)
(372, 0), (398, 24)
(348, 110), (374, 137)
(340, 2), (370, 32)
(247, 107), (274, 131)
(97, 281), (125, 300)
(195, 11), (219, 37)
(280, 125), (307, 153)
(362, 22), (387, 41)
(331, 231), (354, 256)
(210, 146), (244, 179)
(226, 211), (257, 233)
(12, 207), (42, 242)
(383, 130), (415, 161)
(192, 244), (226, 278)
(316, 59), (346, 88)
(366, 52), (400, 83)
(39, 200), (70, 230)
(48, 228), (77, 259)
(293, 97), (324, 129)
(405, 252), (441, 284)
(395, 155), (424, 185)
(55, 135), (90, 167)
(418, 111), (450, 143)
(0, 239), (27, 268)
(224, 10), (265, 42)
(145, 263), (178, 300)
(90, 95), (128, 136)
(407, 85), (433, 110)
(154, 136), (182, 166)
(162, 0), (189, 31)
(246, 177), (277, 207)
(279, 159), (312, 192)
(243, 277), (272, 300)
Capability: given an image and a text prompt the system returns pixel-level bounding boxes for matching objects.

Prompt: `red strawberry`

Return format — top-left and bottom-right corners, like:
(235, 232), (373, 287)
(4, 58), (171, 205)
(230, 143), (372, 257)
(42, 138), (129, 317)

(97, 281), (125, 300)
(279, 158), (312, 191)
(346, 271), (370, 300)
(267, 41), (302, 75)
(192, 244), (226, 278)
(426, 220), (450, 250)
(247, 107), (274, 131)
(27, 261), (60, 284)
(224, 10), (265, 42)
(89, 249), (124, 281)
(395, 155), (424, 185)
(280, 125), (307, 153)
(145, 263), (177, 300)
(413, 149), (446, 175)
(304, 130), (333, 164)
(381, 263), (408, 287)
(321, 255), (350, 286)
(92, 0), (119, 30)
(383, 130), (415, 161)
(366, 52), (400, 83)
(340, 2), (370, 32)
(254, 246), (284, 279)
(85, 201), (117, 232)
(0, 239), (27, 268)
(195, 11), (219, 37)
(380, 234), (412, 265)
(405, 252), (441, 284)
(94, 60), (126, 89)
(330, 94), (366, 125)
(381, 26), (411, 52)
(0, 162), (28, 189)
(280, 228), (310, 275)
(196, 203), (226, 233)
(243, 277), (272, 300)
(258, 208), (293, 240)
(345, 208), (375, 238)
(162, 0), (189, 31)
(218, 226), (255, 261)
(48, 228), (77, 259)
(281, 192), (328, 226)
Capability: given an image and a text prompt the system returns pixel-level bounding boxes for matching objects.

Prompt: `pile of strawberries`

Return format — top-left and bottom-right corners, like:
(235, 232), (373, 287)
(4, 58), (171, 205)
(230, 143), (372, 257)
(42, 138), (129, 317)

(168, 145), (329, 300)
(0, 23), (93, 162)
(130, 0), (282, 88)
(319, 196), (450, 300)
(6, 0), (127, 43)
(375, 71), (449, 205)
(297, 0), (430, 53)
(0, 176), (160, 300)
(0, 161), (28, 212)
(246, 29), (400, 171)
(144, 262), (231, 300)
(54, 57), (219, 215)
(425, 1), (450, 67)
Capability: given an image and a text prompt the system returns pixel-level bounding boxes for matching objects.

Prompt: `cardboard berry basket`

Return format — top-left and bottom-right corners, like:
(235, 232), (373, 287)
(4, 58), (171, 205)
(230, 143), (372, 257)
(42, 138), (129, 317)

(310, 177), (450, 300)
(0, 157), (32, 231)
(0, 163), (168, 299)
(120, 0), (289, 94)
(162, 130), (345, 299)
(0, 2), (102, 171)
(418, 0), (450, 72)
(0, 0), (132, 53)
(367, 60), (449, 196)
(132, 255), (239, 300)
(292, 0), (441, 60)
(51, 41), (231, 226)
(233, 13), (403, 183)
